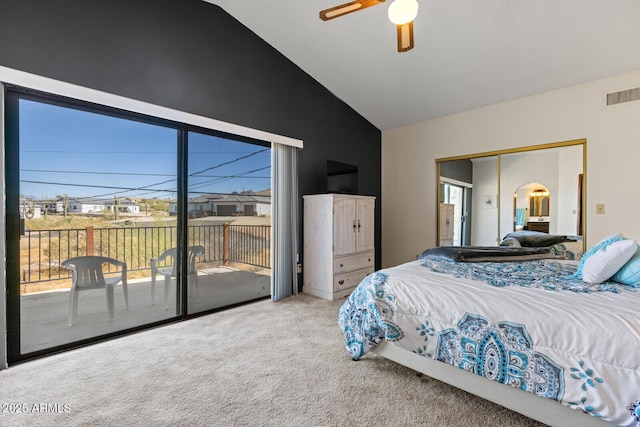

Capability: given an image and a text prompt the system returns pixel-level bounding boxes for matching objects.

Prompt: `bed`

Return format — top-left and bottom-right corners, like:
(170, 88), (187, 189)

(499, 230), (584, 261)
(339, 236), (640, 427)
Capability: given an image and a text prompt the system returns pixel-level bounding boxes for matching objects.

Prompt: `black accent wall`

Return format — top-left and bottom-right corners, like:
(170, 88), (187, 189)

(0, 1), (382, 278)
(440, 159), (472, 184)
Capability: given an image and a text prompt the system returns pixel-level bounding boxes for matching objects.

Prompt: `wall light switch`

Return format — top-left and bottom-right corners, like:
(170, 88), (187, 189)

(596, 204), (605, 214)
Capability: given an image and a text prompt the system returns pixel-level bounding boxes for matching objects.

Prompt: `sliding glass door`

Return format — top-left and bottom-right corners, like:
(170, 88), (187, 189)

(186, 131), (271, 315)
(441, 182), (469, 246)
(5, 91), (179, 358)
(5, 87), (273, 363)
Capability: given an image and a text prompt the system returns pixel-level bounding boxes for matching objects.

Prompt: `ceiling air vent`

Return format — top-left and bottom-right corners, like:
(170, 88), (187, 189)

(606, 87), (640, 106)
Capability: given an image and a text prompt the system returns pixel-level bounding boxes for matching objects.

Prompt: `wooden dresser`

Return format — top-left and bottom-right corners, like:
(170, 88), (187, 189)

(303, 194), (375, 301)
(439, 203), (455, 246)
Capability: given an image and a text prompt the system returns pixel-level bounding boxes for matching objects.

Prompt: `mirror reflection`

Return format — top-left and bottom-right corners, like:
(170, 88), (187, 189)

(513, 183), (550, 233)
(437, 140), (585, 250)
(529, 187), (550, 218)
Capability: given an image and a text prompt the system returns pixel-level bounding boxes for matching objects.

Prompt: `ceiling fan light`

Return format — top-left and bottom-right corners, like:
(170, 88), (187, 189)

(388, 0), (418, 25)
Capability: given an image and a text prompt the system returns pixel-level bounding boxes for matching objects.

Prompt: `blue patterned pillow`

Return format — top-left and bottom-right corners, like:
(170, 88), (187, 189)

(612, 246), (640, 286)
(548, 243), (582, 260)
(573, 233), (626, 280)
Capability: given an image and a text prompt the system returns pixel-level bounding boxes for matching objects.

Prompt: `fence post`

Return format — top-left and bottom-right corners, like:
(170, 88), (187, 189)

(223, 222), (229, 266)
(86, 225), (94, 256)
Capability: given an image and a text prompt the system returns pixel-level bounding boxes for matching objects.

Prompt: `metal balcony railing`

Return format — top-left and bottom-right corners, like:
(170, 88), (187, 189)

(20, 223), (271, 285)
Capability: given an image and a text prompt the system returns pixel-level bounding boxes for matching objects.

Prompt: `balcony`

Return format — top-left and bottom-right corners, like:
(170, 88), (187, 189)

(18, 218), (271, 354)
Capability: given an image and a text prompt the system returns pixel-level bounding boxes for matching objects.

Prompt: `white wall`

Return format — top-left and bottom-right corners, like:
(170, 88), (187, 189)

(382, 69), (640, 268)
(255, 203), (271, 216)
(557, 146), (583, 235)
(470, 157), (499, 246)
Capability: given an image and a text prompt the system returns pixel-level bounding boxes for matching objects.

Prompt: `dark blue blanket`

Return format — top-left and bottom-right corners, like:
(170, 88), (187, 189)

(418, 246), (553, 262)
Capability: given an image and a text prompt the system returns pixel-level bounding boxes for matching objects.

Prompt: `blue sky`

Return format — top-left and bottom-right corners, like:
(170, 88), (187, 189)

(19, 99), (271, 200)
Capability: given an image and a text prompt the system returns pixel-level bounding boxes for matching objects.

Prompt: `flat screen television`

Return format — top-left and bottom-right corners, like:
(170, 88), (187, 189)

(327, 160), (358, 194)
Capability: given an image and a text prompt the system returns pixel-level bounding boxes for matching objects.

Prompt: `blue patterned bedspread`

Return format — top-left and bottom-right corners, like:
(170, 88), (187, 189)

(421, 256), (628, 293)
(338, 259), (640, 427)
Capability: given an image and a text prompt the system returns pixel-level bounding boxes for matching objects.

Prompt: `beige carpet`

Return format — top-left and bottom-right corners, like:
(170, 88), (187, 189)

(0, 294), (545, 427)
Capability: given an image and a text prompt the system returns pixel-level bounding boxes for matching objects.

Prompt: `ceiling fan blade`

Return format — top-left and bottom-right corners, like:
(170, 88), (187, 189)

(320, 0), (385, 21)
(396, 21), (414, 52)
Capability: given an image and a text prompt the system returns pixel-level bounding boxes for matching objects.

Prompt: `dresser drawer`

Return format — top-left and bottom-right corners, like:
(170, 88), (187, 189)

(334, 268), (373, 292)
(334, 252), (374, 275)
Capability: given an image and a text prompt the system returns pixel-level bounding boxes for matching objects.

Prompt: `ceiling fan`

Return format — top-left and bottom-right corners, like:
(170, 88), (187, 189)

(319, 0), (419, 52)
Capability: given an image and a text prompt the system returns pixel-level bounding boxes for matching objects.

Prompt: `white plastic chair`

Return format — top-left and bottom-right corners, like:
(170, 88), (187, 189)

(150, 245), (204, 309)
(61, 256), (129, 326)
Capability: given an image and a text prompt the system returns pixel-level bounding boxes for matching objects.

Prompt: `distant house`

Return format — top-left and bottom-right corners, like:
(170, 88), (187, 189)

(106, 197), (141, 214)
(169, 190), (271, 217)
(36, 196), (140, 215)
(169, 195), (215, 217)
(39, 199), (57, 214)
(39, 199), (65, 214)
(67, 197), (107, 214)
(213, 190), (271, 216)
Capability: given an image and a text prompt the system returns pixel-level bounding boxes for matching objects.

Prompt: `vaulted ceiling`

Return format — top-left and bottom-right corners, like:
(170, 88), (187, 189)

(205, 1), (640, 130)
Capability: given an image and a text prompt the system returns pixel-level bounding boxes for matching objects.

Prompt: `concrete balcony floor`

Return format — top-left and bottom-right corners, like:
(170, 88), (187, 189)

(20, 266), (271, 354)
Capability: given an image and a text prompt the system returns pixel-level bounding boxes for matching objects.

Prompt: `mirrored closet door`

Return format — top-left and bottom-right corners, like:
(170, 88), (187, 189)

(436, 139), (586, 249)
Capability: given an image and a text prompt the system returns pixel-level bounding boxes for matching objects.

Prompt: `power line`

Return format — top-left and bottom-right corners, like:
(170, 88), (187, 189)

(20, 168), (269, 179)
(188, 166), (271, 191)
(20, 164), (271, 199)
(21, 150), (260, 154)
(189, 147), (270, 177)
(22, 147), (271, 200)
(21, 180), (173, 194)
(21, 169), (174, 177)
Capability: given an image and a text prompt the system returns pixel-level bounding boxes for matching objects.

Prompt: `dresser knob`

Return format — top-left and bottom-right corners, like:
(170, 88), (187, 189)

(339, 280), (345, 285)
(340, 264), (344, 267)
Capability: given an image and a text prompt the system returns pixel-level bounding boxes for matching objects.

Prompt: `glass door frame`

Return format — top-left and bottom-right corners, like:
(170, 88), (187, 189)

(183, 126), (272, 317)
(440, 178), (472, 246)
(4, 85), (186, 364)
(4, 85), (273, 365)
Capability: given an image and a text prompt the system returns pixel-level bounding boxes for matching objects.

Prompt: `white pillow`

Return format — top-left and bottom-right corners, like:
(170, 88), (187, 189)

(582, 239), (638, 284)
(574, 233), (625, 279)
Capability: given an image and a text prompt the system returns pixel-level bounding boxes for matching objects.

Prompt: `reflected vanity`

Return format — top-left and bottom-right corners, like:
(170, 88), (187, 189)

(516, 183), (550, 233)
